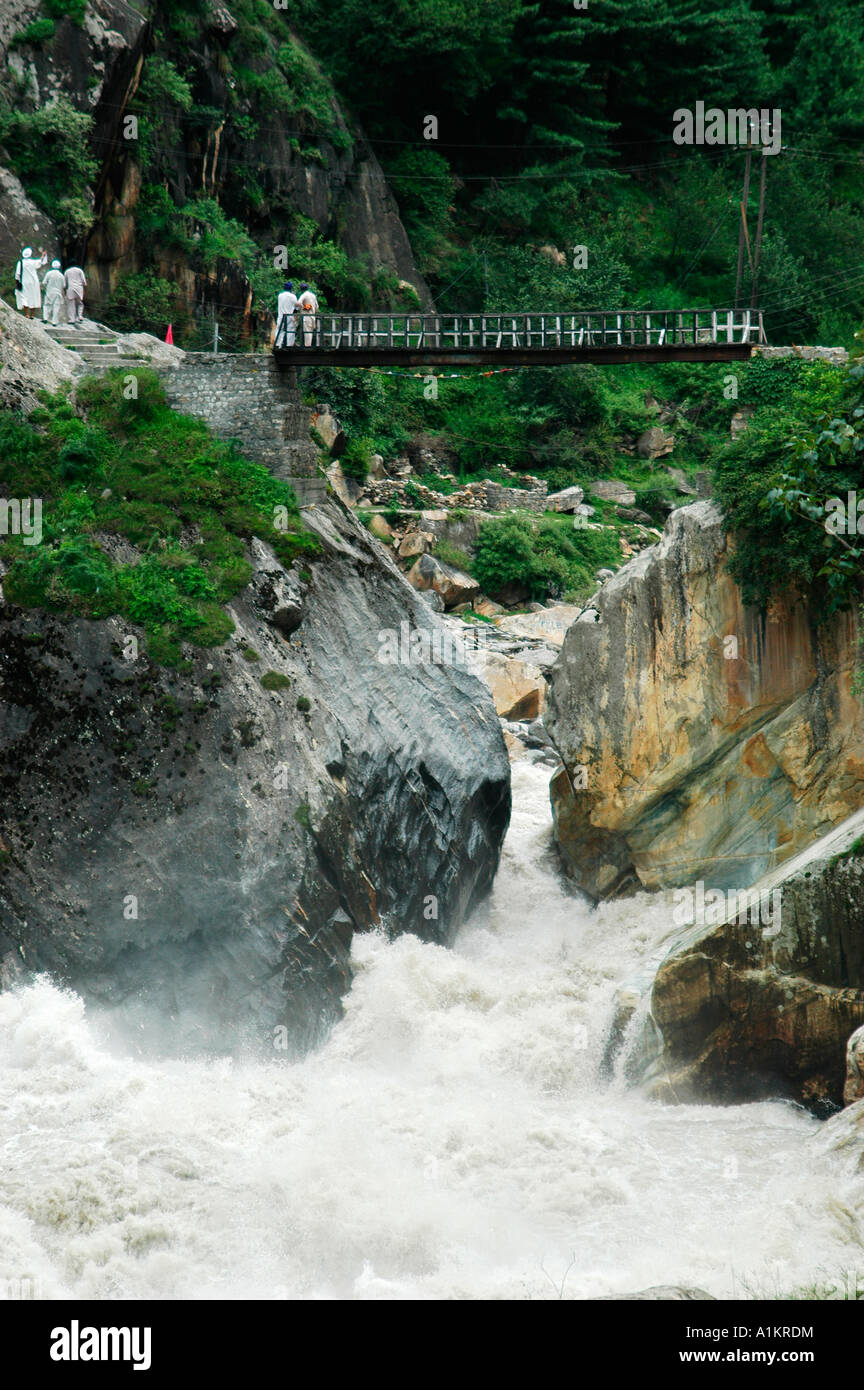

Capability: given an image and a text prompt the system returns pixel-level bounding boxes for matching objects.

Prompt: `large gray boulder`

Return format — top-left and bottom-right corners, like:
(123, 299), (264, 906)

(0, 296), (83, 411)
(545, 485), (585, 513)
(0, 505), (510, 1054)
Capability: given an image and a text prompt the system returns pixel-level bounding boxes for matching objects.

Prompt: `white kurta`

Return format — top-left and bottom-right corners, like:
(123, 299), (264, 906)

(64, 266), (86, 299)
(15, 255), (43, 310)
(298, 291), (319, 345)
(277, 290), (297, 345)
(42, 268), (66, 324)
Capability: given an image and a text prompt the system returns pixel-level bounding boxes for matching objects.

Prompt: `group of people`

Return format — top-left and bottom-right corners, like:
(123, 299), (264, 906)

(276, 281), (319, 346)
(13, 248), (87, 326)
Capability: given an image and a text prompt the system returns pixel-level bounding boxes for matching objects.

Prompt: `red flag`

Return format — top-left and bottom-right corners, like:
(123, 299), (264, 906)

(165, 324), (174, 345)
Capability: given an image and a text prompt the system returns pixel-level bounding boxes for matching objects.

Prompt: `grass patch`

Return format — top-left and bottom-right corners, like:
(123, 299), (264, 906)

(830, 834), (864, 865)
(261, 670), (291, 690)
(0, 371), (320, 664)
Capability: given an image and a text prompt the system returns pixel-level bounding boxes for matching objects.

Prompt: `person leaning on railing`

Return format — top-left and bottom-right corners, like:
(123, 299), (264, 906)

(275, 280), (298, 347)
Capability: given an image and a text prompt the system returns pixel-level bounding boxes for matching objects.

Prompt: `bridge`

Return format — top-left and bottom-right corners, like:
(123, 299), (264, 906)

(273, 307), (766, 367)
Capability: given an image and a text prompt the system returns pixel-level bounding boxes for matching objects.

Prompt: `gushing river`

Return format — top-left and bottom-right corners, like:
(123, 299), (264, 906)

(1, 762), (861, 1300)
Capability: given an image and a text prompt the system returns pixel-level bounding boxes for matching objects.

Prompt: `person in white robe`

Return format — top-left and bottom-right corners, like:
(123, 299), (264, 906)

(64, 264), (87, 324)
(298, 283), (319, 346)
(14, 248), (46, 318)
(41, 260), (66, 326)
(276, 280), (298, 346)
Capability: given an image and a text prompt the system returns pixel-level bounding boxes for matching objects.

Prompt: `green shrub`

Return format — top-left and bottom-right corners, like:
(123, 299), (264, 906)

(57, 428), (110, 483)
(261, 670), (291, 690)
(10, 19), (56, 47)
(433, 540), (473, 572)
(104, 271), (178, 337)
(341, 437), (372, 482)
(0, 96), (96, 236)
(296, 695), (311, 712)
(473, 512), (620, 601)
(714, 364), (864, 612)
(44, 0), (88, 23)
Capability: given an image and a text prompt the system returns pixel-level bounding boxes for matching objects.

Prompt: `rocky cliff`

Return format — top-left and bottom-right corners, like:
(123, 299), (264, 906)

(644, 809), (864, 1111)
(0, 502), (510, 1054)
(545, 500), (864, 901)
(0, 0), (431, 319)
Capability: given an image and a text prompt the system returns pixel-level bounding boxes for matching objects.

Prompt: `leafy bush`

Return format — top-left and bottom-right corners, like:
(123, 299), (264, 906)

(433, 540), (473, 572)
(473, 512), (621, 600)
(472, 515), (538, 594)
(58, 428), (111, 483)
(104, 271), (178, 336)
(714, 364), (864, 612)
(341, 437), (373, 481)
(0, 96), (96, 236)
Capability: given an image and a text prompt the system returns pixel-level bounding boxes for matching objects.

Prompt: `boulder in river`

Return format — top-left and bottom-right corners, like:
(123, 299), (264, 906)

(645, 809), (864, 1111)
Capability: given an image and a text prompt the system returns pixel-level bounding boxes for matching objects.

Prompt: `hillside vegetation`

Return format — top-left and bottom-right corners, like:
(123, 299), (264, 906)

(0, 370), (317, 663)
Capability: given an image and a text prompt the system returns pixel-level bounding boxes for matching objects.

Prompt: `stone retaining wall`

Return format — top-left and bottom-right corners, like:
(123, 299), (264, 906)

(159, 354), (326, 504)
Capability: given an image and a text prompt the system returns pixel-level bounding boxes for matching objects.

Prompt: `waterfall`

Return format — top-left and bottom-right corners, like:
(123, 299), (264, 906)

(0, 761), (860, 1300)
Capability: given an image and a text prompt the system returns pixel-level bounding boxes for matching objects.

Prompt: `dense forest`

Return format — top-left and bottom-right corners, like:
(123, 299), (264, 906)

(3, 0), (863, 339)
(1, 0), (863, 615)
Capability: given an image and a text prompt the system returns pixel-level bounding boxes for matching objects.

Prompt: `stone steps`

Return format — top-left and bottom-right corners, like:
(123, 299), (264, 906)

(44, 323), (151, 373)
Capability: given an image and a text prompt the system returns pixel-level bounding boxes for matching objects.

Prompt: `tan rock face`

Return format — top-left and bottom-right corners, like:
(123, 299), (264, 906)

(474, 596), (506, 618)
(475, 652), (546, 721)
(637, 426), (675, 459)
(368, 514), (392, 541)
(845, 1025), (864, 1106)
(406, 553), (480, 609)
(495, 604), (584, 648)
(397, 530), (434, 559)
(325, 460), (362, 507)
(545, 501), (864, 900)
(311, 406), (342, 450)
(589, 479), (636, 505)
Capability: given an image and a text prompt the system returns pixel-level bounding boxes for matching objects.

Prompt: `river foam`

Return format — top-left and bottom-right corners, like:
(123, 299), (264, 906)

(1, 761), (861, 1300)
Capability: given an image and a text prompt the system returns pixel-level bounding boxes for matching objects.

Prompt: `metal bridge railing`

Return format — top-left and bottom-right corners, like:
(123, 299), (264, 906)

(274, 308), (766, 351)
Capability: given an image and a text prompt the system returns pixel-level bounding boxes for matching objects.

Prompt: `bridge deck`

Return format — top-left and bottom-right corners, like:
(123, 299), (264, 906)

(274, 307), (765, 367)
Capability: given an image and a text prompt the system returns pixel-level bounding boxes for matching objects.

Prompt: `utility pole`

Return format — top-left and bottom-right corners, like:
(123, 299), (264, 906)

(482, 248), (489, 312)
(750, 149), (768, 312)
(734, 135), (753, 310)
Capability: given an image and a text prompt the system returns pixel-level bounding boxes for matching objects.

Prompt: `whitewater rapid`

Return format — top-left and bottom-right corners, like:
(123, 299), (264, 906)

(1, 761), (861, 1300)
